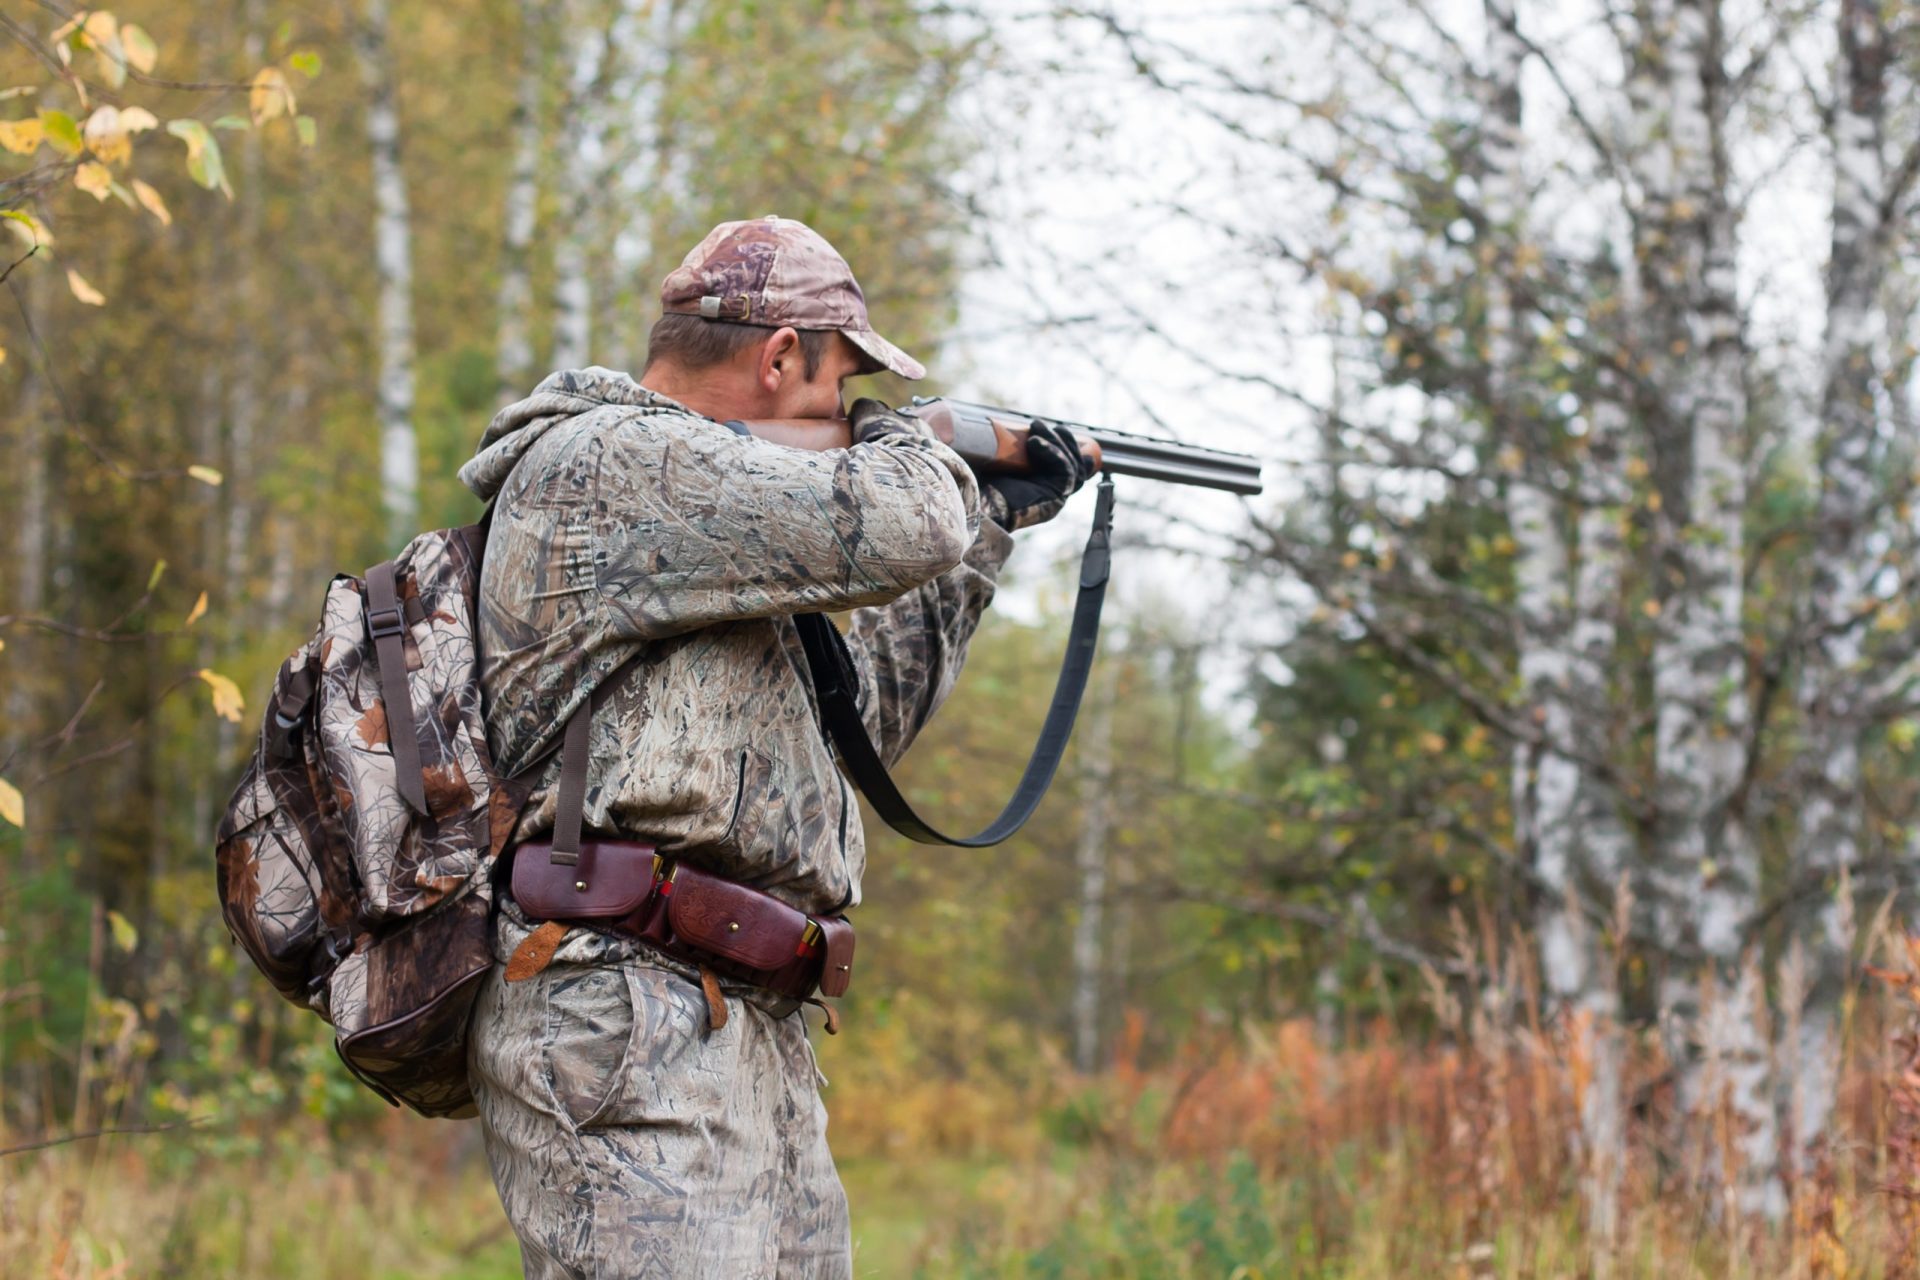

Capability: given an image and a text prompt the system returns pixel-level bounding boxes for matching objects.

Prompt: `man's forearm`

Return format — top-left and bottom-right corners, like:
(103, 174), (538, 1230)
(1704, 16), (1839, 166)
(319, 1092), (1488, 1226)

(837, 518), (1015, 767)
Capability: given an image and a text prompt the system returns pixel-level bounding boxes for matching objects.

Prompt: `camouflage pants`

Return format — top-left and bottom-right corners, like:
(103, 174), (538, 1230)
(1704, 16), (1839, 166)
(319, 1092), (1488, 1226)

(467, 957), (852, 1279)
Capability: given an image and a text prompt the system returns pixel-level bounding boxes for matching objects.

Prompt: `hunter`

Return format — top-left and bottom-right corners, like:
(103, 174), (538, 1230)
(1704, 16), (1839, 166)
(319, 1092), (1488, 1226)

(457, 216), (1090, 1278)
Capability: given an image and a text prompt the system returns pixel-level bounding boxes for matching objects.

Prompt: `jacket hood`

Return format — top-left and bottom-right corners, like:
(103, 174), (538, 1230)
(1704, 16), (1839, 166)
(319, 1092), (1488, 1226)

(459, 367), (689, 501)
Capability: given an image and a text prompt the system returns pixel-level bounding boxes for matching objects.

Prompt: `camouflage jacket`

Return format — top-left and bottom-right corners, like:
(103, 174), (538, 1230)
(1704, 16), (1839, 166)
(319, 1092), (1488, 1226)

(459, 368), (1013, 939)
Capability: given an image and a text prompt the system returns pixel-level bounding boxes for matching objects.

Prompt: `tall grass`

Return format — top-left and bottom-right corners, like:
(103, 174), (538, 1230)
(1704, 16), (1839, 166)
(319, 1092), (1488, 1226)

(7, 931), (1920, 1277)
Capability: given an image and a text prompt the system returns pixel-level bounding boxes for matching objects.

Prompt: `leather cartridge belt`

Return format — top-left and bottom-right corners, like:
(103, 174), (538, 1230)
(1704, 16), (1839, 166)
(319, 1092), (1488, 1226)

(508, 839), (854, 1001)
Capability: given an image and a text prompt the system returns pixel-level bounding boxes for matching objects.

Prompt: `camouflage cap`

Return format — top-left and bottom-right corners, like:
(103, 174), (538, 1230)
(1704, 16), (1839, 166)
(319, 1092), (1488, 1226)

(659, 215), (925, 380)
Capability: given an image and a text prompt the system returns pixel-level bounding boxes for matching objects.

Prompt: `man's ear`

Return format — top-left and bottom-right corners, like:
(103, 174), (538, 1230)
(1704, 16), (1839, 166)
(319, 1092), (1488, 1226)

(757, 327), (802, 393)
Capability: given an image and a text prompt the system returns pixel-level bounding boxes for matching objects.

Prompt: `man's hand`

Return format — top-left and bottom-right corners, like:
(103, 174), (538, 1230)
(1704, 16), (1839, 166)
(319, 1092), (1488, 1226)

(982, 420), (1096, 531)
(849, 397), (920, 445)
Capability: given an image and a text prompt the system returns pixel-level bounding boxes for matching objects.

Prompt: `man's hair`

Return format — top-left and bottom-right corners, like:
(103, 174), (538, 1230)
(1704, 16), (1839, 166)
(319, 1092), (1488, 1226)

(643, 314), (833, 381)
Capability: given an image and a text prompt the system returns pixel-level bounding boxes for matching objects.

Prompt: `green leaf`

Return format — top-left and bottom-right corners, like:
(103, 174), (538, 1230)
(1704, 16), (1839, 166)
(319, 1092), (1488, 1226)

(146, 559), (167, 590)
(166, 119), (231, 198)
(289, 50), (322, 78)
(2, 213), (49, 251)
(38, 108), (82, 155)
(107, 909), (139, 953)
(212, 115), (250, 132)
(295, 115), (316, 149)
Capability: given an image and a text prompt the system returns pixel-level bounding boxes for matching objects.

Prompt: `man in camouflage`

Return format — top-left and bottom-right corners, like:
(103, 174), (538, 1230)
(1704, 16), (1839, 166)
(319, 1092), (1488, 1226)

(458, 216), (1091, 1278)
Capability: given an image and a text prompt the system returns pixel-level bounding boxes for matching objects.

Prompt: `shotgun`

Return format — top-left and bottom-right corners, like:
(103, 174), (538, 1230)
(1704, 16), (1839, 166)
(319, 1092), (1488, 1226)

(757, 395), (1260, 847)
(740, 396), (1265, 496)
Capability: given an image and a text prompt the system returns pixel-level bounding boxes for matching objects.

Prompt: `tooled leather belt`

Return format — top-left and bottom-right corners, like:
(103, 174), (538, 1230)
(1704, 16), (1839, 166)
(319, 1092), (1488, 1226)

(502, 838), (854, 1005)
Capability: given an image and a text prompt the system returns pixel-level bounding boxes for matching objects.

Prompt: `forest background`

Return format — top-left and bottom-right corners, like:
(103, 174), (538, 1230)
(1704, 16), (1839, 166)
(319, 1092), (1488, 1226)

(8, 0), (1920, 1275)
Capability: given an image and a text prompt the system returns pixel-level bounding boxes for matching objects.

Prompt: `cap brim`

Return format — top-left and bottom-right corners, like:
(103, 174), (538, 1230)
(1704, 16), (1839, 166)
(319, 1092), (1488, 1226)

(843, 327), (926, 381)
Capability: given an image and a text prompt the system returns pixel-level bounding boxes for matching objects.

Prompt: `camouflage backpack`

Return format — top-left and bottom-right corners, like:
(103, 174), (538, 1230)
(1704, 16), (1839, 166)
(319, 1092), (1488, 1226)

(215, 520), (532, 1118)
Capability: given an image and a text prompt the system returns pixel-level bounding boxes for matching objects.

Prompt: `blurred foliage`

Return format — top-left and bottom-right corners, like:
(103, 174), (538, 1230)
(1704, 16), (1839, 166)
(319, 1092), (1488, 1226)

(0, 0), (991, 1155)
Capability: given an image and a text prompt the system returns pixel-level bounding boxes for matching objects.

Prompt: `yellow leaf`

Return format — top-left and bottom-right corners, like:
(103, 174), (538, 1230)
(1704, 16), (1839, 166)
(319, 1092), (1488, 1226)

(250, 67), (292, 125)
(184, 591), (208, 627)
(0, 117), (43, 154)
(0, 345), (7, 366)
(121, 24), (157, 74)
(1642, 598), (1662, 618)
(119, 106), (158, 133)
(82, 106), (132, 164)
(81, 11), (120, 46)
(67, 268), (106, 306)
(0, 775), (21, 828)
(107, 909), (139, 953)
(131, 178), (170, 226)
(81, 12), (125, 89)
(74, 161), (112, 200)
(198, 669), (246, 723)
(187, 464), (223, 487)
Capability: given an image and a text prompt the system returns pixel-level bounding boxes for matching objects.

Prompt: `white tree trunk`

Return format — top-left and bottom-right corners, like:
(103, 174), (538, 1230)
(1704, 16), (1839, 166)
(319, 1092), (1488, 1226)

(1481, 2), (1628, 1241)
(1560, 376), (1636, 1249)
(1634, 0), (1779, 1219)
(495, 0), (545, 406)
(550, 0), (614, 371)
(358, 0), (419, 540)
(1071, 659), (1117, 1075)
(217, 9), (267, 777)
(264, 379), (310, 634)
(1786, 0), (1890, 1177)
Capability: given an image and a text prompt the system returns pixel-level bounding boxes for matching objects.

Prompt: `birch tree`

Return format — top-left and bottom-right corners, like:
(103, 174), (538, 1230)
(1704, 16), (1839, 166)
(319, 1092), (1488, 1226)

(356, 0), (418, 540)
(1481, 0), (1631, 1236)
(494, 0), (546, 406)
(549, 0), (617, 371)
(1072, 658), (1118, 1074)
(1786, 0), (1920, 1174)
(1039, 0), (1920, 1223)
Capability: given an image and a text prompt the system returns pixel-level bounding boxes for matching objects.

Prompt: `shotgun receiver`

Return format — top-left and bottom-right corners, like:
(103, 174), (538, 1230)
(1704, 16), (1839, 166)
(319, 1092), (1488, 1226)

(739, 396), (1265, 496)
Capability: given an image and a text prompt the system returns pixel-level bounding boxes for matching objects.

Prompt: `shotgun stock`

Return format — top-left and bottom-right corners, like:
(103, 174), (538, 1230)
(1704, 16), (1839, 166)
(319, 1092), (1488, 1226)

(738, 397), (1264, 496)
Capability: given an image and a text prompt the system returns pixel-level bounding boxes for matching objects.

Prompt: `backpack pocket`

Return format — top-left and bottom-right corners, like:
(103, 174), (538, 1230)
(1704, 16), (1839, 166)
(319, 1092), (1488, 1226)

(216, 649), (350, 1005)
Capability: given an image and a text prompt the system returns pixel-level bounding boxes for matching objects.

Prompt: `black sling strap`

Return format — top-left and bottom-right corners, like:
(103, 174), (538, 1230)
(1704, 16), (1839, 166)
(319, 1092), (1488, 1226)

(794, 475), (1116, 847)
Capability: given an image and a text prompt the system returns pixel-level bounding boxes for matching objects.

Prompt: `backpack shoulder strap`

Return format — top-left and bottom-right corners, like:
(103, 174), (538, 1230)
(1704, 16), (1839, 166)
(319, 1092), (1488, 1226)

(365, 559), (429, 815)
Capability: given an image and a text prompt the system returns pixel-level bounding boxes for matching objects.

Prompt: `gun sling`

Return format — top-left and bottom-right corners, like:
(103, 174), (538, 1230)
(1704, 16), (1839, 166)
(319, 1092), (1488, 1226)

(794, 474), (1116, 847)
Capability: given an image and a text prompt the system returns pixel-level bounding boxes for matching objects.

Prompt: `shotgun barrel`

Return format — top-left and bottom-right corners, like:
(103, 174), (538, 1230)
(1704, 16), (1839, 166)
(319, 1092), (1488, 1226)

(905, 397), (1264, 496)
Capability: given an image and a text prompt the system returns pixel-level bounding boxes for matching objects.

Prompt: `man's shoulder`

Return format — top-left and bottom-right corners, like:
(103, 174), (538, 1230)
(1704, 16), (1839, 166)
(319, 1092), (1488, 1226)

(507, 400), (722, 491)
